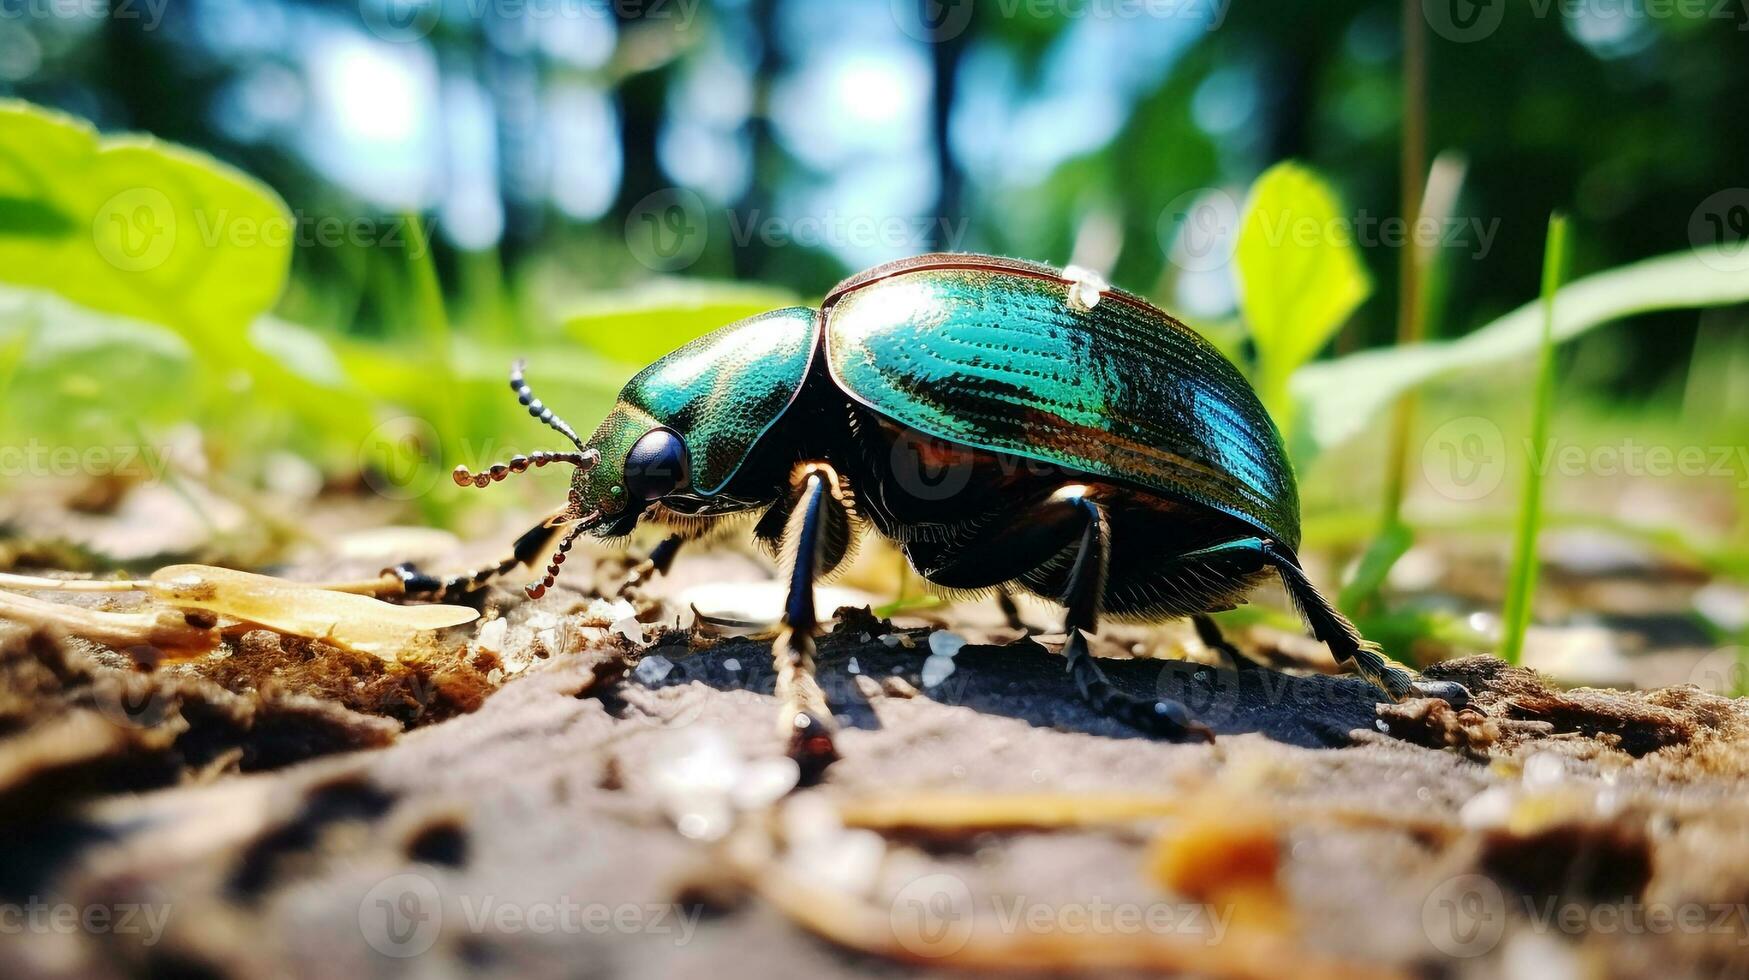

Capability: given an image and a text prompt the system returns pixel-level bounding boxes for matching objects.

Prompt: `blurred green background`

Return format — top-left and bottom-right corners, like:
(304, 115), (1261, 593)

(1, 0), (1747, 647)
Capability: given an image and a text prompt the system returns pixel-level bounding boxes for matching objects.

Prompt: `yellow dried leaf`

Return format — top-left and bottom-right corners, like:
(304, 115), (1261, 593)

(148, 565), (477, 659)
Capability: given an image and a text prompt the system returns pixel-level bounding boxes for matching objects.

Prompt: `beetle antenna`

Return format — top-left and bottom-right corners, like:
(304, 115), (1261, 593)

(525, 513), (595, 599)
(452, 449), (599, 489)
(511, 360), (589, 454)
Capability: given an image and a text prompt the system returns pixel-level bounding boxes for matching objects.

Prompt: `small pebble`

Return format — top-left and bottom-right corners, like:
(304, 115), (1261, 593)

(724, 658), (741, 671)
(611, 615), (645, 645)
(847, 657), (861, 675)
(1522, 753), (1566, 789)
(634, 655), (674, 685)
(921, 654), (956, 689)
(475, 617), (508, 654)
(732, 758), (801, 810)
(927, 631), (966, 658)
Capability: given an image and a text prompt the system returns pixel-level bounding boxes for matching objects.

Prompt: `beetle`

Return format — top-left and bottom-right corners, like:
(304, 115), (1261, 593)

(391, 253), (1467, 763)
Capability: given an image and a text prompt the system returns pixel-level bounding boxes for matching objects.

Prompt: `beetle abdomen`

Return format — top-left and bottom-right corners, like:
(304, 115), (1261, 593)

(821, 255), (1300, 548)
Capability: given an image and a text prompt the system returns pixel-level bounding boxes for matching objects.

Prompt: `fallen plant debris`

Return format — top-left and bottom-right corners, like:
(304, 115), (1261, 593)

(2, 544), (1749, 978)
(0, 566), (479, 660)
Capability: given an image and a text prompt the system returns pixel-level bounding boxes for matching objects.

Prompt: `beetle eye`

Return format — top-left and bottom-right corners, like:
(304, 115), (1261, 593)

(624, 428), (691, 502)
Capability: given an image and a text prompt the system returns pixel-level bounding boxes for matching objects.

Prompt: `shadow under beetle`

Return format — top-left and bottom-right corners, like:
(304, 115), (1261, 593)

(391, 253), (1469, 765)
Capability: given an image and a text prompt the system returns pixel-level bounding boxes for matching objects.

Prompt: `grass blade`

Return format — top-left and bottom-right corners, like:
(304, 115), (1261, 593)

(1500, 214), (1569, 664)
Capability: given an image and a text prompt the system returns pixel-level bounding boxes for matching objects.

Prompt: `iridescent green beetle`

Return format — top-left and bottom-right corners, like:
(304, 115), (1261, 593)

(395, 253), (1467, 765)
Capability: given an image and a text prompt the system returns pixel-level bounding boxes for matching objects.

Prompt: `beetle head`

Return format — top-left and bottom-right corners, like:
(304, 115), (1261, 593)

(453, 362), (694, 599)
(566, 404), (692, 535)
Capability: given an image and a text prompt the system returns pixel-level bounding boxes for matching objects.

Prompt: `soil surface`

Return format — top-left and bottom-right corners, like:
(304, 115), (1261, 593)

(3, 501), (1749, 980)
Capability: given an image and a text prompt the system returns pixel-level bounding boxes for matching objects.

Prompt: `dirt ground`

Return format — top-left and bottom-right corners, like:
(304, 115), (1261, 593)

(3, 495), (1749, 980)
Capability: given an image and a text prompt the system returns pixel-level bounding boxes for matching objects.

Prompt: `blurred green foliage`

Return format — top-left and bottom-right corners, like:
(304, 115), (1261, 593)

(1235, 161), (1372, 438)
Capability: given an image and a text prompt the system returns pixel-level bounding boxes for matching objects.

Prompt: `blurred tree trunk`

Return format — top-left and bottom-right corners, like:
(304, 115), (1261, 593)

(925, 4), (967, 252)
(734, 0), (781, 280)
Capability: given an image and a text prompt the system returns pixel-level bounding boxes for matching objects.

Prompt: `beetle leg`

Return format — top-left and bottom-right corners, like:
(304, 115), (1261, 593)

(1173, 537), (1470, 707)
(771, 463), (856, 780)
(612, 533), (687, 599)
(996, 588), (1035, 634)
(1054, 490), (1215, 743)
(1191, 614), (1259, 672)
(384, 512), (566, 605)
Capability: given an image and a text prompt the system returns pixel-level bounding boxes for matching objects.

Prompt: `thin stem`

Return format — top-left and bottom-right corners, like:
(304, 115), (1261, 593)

(1380, 0), (1429, 531)
(1501, 214), (1569, 664)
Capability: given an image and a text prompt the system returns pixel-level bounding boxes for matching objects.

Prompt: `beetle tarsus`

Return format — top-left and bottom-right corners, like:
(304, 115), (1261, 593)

(1411, 678), (1472, 708)
(1050, 491), (1215, 743)
(1064, 630), (1214, 743)
(786, 708), (839, 786)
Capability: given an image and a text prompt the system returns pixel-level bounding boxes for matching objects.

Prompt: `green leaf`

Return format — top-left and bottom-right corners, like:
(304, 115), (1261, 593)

(1235, 162), (1372, 424)
(1501, 214), (1569, 664)
(1293, 244), (1749, 459)
(0, 100), (292, 345)
(562, 280), (800, 369)
(0, 285), (198, 440)
(1337, 520), (1414, 614)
